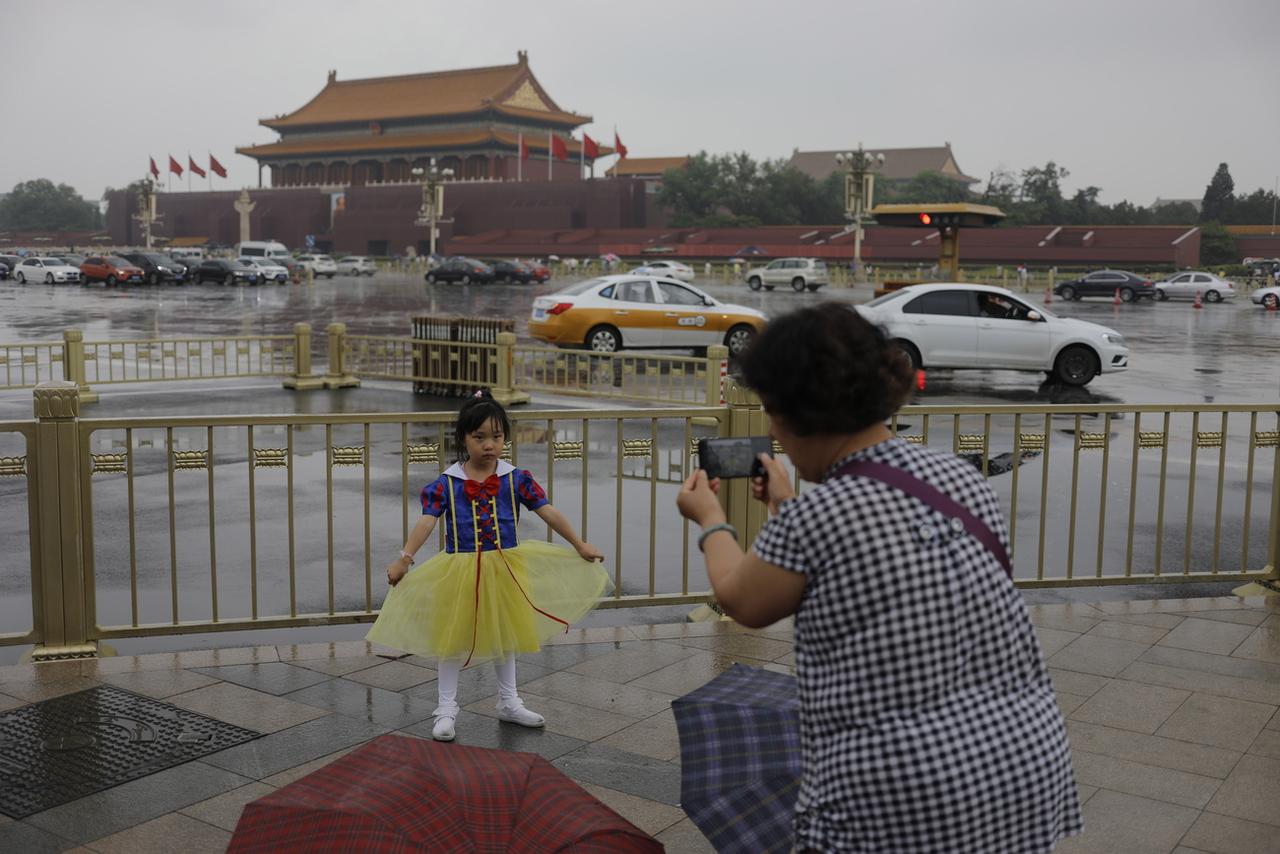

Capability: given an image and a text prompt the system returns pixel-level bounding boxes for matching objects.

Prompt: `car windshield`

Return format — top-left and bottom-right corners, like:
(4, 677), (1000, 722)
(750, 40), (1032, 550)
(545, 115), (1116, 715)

(37, 258), (63, 265)
(558, 277), (611, 296)
(106, 257), (132, 266)
(864, 290), (911, 307)
(145, 254), (171, 264)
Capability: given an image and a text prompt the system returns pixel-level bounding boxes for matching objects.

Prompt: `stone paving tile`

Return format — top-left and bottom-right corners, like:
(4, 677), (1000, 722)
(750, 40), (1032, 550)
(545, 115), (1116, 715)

(1204, 754), (1280, 827)
(669, 632), (794, 662)
(1056, 692), (1089, 716)
(520, 670), (678, 718)
(81, 811), (231, 854)
(1099, 612), (1186, 630)
(84, 646), (279, 674)
(0, 690), (27, 711)
(260, 746), (361, 788)
(1119, 660), (1280, 706)
(0, 659), (82, 685)
(1141, 644), (1280, 684)
(577, 781), (685, 836)
(1248, 727), (1280, 760)
(1026, 603), (1106, 633)
(517, 640), (645, 672)
(24, 760), (251, 844)
(597, 708), (683, 763)
(655, 817), (716, 854)
(1053, 789), (1200, 854)
(399, 660), (555, 705)
(178, 781), (276, 832)
(1156, 692), (1277, 752)
(168, 682), (329, 733)
(96, 668), (220, 699)
(0, 820), (78, 853)
(1183, 609), (1273, 627)
(189, 662), (331, 696)
(552, 742), (682, 806)
(1065, 720), (1242, 779)
(1087, 620), (1172, 645)
(627, 621), (748, 641)
(463, 691), (641, 741)
(1232, 623), (1280, 664)
(774, 650), (796, 665)
(1158, 618), (1256, 656)
(563, 641), (694, 683)
(201, 714), (388, 780)
(1034, 627), (1082, 656)
(1180, 811), (1280, 854)
(1048, 634), (1153, 678)
(1094, 597), (1257, 616)
(286, 655), (388, 677)
(542, 625), (638, 646)
(1077, 784), (1099, 803)
(338, 660), (436, 692)
(400, 710), (589, 761)
(0, 675), (100, 703)
(283, 678), (436, 730)
(628, 650), (767, 696)
(275, 640), (378, 661)
(1048, 668), (1111, 698)
(1069, 679), (1192, 734)
(1070, 750), (1223, 809)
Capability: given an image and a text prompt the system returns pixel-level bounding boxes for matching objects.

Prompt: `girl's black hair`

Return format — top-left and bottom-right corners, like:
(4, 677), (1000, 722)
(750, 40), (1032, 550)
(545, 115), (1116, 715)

(454, 389), (511, 460)
(737, 302), (914, 436)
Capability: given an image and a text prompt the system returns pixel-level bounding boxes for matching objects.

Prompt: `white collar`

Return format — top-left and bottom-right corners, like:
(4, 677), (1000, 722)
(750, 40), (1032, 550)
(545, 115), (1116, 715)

(443, 460), (515, 480)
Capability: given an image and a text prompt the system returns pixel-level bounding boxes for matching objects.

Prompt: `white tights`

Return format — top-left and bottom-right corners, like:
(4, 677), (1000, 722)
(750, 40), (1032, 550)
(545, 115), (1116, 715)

(433, 654), (518, 718)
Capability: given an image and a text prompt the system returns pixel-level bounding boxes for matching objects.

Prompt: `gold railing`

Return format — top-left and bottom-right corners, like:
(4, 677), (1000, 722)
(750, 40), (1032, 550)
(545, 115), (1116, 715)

(0, 340), (66, 390)
(512, 344), (723, 406)
(82, 335), (297, 384)
(5, 382), (1278, 659)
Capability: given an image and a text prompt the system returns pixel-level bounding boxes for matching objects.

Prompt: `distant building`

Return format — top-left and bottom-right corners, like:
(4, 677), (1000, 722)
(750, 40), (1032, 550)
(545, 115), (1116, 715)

(606, 156), (689, 188)
(788, 144), (979, 186)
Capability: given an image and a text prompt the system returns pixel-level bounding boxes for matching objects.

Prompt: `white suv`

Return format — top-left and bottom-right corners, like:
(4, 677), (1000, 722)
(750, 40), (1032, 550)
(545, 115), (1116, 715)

(296, 254), (337, 278)
(337, 256), (378, 276)
(858, 283), (1129, 387)
(744, 257), (828, 292)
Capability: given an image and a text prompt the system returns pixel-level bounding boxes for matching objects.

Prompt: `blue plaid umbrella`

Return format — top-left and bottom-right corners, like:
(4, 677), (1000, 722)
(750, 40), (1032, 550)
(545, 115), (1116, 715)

(672, 664), (801, 854)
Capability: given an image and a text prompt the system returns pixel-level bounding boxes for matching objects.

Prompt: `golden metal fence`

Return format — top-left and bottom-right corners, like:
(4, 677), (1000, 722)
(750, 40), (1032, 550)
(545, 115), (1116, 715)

(0, 422), (38, 648)
(0, 341), (66, 390)
(82, 335), (297, 384)
(512, 344), (722, 405)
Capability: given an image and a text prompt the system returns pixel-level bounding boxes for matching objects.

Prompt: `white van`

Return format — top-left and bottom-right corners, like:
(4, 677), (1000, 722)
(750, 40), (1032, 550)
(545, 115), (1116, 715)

(237, 241), (291, 261)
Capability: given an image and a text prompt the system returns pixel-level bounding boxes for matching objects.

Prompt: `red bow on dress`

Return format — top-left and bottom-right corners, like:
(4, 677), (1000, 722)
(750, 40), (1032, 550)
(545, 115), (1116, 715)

(463, 475), (501, 502)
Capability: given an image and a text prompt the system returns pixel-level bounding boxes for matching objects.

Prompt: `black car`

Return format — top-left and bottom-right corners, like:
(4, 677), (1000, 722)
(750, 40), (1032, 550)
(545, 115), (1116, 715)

(0, 261), (8, 280)
(1054, 270), (1155, 302)
(424, 257), (494, 284)
(0, 255), (20, 279)
(485, 259), (534, 284)
(122, 252), (187, 285)
(193, 259), (260, 285)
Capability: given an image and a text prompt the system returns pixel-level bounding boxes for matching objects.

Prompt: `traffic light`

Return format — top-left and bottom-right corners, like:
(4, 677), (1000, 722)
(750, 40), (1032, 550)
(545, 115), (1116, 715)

(918, 213), (932, 225)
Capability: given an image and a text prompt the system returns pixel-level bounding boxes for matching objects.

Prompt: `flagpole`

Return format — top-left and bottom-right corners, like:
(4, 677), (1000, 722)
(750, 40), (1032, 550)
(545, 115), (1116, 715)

(547, 132), (552, 182)
(517, 134), (523, 182)
(579, 137), (584, 182)
(187, 155), (191, 192)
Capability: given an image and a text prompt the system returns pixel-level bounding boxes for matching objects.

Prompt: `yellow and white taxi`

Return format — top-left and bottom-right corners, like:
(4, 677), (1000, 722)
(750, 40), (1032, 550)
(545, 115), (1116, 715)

(529, 275), (766, 355)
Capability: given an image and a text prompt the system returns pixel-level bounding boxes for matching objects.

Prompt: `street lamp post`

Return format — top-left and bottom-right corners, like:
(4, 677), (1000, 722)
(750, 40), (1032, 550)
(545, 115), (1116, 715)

(132, 178), (161, 249)
(834, 145), (885, 282)
(412, 160), (454, 258)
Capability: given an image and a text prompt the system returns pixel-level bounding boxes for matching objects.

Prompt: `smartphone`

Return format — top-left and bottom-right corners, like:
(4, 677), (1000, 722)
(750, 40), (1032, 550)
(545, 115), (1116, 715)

(698, 437), (773, 479)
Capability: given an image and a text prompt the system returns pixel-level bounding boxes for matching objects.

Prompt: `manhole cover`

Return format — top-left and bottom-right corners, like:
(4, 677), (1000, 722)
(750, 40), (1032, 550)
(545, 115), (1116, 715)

(0, 684), (260, 818)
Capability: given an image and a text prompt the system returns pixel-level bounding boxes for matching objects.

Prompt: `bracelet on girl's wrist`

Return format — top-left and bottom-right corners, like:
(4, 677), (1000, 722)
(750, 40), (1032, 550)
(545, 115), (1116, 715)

(399, 550), (415, 562)
(697, 523), (738, 552)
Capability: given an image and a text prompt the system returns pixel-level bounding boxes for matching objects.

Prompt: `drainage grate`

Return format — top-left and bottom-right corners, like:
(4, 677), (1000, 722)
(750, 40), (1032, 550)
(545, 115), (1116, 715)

(0, 684), (260, 818)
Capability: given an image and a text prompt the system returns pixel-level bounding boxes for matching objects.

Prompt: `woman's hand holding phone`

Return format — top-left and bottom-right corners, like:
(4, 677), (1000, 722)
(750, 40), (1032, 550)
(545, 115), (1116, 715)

(752, 453), (795, 517)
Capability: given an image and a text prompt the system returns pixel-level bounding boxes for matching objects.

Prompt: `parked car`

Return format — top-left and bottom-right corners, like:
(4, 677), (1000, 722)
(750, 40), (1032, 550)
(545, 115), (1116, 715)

(295, 254), (337, 278)
(424, 257), (494, 284)
(80, 256), (144, 285)
(486, 259), (534, 284)
(0, 260), (8, 280)
(192, 259), (261, 285)
(238, 257), (290, 284)
(237, 241), (292, 263)
(1243, 257), (1280, 274)
(122, 252), (187, 285)
(744, 257), (829, 292)
(527, 261), (551, 283)
(1153, 271), (1236, 303)
(1053, 270), (1155, 302)
(1250, 285), (1280, 309)
(14, 257), (81, 284)
(170, 248), (206, 265)
(0, 255), (21, 279)
(857, 283), (1129, 387)
(529, 275), (766, 356)
(632, 260), (695, 282)
(56, 254), (86, 268)
(336, 256), (378, 276)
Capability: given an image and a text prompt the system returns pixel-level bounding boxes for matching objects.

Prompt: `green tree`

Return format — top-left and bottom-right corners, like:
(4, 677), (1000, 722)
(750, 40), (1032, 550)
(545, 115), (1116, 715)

(1198, 221), (1238, 265)
(1232, 188), (1278, 225)
(880, 170), (972, 205)
(658, 152), (723, 226)
(1150, 201), (1198, 225)
(1200, 163), (1235, 223)
(0, 179), (101, 231)
(1017, 162), (1070, 225)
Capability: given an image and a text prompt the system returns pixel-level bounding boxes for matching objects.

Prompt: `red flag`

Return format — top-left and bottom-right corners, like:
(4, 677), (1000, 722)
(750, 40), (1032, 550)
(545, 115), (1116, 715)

(550, 134), (568, 162)
(614, 131), (628, 159)
(209, 154), (227, 178)
(582, 134), (599, 160)
(168, 155), (183, 178)
(188, 155), (206, 178)
(149, 157), (160, 180)
(519, 135), (529, 161)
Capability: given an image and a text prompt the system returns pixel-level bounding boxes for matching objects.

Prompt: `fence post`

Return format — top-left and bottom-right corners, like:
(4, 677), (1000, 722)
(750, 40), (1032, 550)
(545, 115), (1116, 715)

(30, 381), (97, 660)
(283, 322), (324, 390)
(1266, 444), (1280, 581)
(490, 332), (530, 406)
(719, 379), (771, 548)
(323, 322), (360, 389)
(704, 344), (729, 406)
(61, 329), (97, 404)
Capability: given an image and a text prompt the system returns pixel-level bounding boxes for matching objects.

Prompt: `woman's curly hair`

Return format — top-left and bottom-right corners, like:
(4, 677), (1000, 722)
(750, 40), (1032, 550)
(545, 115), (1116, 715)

(737, 302), (915, 436)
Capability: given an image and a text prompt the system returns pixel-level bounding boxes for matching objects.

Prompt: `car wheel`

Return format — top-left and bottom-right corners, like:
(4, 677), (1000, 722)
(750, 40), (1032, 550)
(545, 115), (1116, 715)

(806, 284), (822, 292)
(224, 274), (235, 286)
(461, 274), (471, 285)
(1205, 289), (1222, 303)
(1155, 288), (1168, 301)
(748, 276), (762, 291)
(426, 273), (436, 283)
(1265, 294), (1279, 309)
(15, 272), (24, 284)
(326, 274), (334, 279)
(764, 285), (775, 291)
(1120, 287), (1135, 303)
(1059, 285), (1076, 301)
(586, 325), (621, 353)
(724, 324), (757, 355)
(150, 272), (161, 285)
(1053, 345), (1099, 387)
(895, 340), (922, 373)
(106, 275), (117, 287)
(45, 273), (54, 284)
(791, 277), (806, 293)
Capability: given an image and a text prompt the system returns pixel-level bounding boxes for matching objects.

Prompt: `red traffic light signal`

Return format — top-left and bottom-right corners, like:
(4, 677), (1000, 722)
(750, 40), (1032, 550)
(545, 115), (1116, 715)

(918, 213), (932, 225)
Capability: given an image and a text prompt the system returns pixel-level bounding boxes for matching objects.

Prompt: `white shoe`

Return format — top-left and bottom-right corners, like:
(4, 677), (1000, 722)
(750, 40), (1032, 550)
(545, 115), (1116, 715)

(497, 702), (545, 728)
(432, 715), (456, 741)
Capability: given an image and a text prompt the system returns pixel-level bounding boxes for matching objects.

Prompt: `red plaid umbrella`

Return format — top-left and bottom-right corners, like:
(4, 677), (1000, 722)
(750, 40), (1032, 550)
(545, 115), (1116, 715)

(227, 734), (661, 853)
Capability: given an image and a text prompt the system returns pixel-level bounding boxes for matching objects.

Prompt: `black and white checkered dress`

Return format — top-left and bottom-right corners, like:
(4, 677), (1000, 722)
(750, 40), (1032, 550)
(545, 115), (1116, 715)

(754, 437), (1082, 853)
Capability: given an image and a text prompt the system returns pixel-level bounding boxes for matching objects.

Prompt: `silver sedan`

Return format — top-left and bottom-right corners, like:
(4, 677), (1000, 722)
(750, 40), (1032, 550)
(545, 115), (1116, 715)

(1154, 271), (1236, 302)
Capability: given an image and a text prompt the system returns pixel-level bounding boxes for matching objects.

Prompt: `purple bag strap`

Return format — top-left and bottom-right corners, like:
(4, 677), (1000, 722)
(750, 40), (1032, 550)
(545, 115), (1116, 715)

(834, 459), (1012, 577)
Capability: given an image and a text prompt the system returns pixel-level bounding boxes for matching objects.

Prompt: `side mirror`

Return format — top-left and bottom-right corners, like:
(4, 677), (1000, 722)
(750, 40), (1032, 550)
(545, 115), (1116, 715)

(702, 297), (714, 307)
(1026, 311), (1042, 322)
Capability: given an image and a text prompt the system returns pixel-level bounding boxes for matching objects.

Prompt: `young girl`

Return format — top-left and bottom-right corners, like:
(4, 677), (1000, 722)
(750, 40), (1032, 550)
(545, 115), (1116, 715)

(367, 390), (611, 742)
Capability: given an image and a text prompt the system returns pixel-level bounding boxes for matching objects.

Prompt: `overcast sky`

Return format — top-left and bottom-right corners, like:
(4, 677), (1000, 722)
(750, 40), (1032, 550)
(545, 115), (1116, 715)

(4, 0), (1277, 206)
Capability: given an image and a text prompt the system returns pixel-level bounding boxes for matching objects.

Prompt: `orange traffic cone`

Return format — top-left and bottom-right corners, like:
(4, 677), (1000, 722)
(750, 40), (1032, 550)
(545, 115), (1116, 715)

(1113, 288), (1122, 305)
(1268, 297), (1279, 312)
(915, 369), (926, 392)
(1193, 290), (1203, 310)
(1044, 286), (1053, 305)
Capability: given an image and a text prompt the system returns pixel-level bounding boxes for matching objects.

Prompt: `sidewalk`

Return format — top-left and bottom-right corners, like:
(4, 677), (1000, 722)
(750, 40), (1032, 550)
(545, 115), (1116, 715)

(0, 595), (1277, 853)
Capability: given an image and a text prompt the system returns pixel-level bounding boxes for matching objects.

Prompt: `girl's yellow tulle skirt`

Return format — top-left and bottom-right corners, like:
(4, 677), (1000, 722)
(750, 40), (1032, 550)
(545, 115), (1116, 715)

(366, 541), (613, 662)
